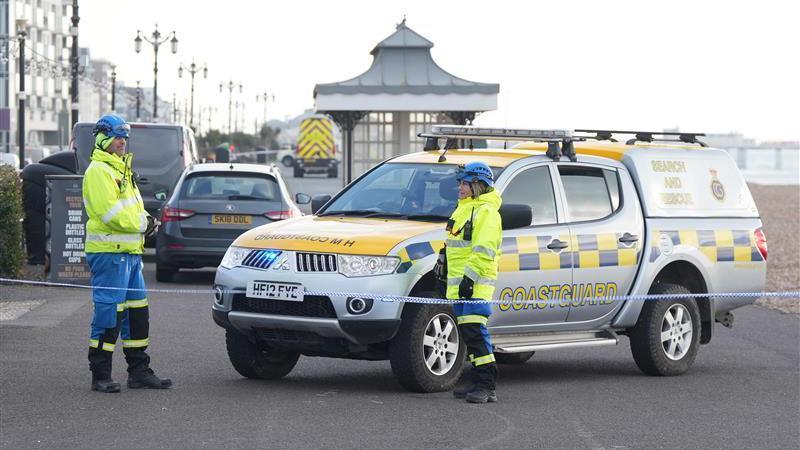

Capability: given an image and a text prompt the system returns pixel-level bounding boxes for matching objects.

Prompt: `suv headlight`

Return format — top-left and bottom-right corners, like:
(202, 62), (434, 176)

(220, 246), (251, 269)
(338, 255), (399, 277)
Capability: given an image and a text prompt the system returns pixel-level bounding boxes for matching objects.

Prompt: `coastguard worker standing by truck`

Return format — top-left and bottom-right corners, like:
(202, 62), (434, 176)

(445, 162), (502, 403)
(83, 114), (172, 393)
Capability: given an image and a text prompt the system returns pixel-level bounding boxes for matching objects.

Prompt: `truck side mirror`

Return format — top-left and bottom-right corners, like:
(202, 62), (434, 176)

(311, 194), (332, 214)
(499, 204), (532, 230)
(295, 193), (311, 205)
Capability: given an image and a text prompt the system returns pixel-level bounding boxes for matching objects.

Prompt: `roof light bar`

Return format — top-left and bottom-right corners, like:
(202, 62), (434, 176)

(425, 125), (573, 141)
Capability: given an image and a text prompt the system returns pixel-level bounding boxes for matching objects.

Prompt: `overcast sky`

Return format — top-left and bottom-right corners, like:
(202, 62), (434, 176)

(79, 0), (798, 141)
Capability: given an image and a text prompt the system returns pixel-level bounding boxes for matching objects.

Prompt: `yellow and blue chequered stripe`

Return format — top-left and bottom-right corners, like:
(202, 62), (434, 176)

(396, 233), (640, 274)
(649, 229), (763, 263)
(500, 233), (639, 271)
(396, 240), (445, 273)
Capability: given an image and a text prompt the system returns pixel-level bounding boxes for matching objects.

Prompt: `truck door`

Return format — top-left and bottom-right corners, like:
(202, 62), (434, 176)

(490, 164), (573, 330)
(554, 164), (643, 323)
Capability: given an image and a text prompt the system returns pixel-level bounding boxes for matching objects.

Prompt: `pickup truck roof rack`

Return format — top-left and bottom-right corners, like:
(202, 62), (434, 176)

(575, 129), (708, 147)
(419, 125), (578, 161)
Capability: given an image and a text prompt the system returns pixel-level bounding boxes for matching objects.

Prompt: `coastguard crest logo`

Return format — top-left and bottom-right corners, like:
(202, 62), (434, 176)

(710, 169), (725, 201)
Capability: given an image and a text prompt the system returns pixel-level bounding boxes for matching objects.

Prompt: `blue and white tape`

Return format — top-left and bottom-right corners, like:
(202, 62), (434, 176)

(1, 277), (798, 306)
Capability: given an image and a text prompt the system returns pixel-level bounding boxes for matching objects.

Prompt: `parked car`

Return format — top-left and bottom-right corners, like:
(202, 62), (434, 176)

(72, 122), (200, 221)
(277, 149), (294, 168)
(155, 163), (306, 282)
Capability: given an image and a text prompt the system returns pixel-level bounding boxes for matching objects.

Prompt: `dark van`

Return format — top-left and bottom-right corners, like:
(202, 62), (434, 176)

(72, 122), (199, 218)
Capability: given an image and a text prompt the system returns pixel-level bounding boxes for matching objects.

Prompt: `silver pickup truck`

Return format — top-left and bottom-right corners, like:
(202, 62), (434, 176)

(212, 126), (767, 392)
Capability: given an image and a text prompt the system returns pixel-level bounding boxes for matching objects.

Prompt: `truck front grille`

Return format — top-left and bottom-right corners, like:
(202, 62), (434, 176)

(296, 252), (337, 273)
(231, 294), (336, 318)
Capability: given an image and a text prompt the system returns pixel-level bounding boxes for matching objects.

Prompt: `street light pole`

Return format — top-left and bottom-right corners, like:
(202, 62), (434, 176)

(135, 80), (141, 120)
(110, 64), (116, 112)
(69, 0), (79, 129)
(134, 24), (178, 120)
(178, 60), (207, 130)
(69, 0), (81, 126)
(16, 19), (26, 169)
(219, 80), (241, 135)
(255, 91), (274, 140)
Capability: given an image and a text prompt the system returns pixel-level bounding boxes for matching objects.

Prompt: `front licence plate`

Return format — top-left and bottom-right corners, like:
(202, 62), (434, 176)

(211, 214), (252, 225)
(246, 281), (304, 302)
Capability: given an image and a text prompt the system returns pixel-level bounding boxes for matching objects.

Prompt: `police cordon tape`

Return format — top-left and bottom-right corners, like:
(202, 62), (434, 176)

(1, 277), (799, 307)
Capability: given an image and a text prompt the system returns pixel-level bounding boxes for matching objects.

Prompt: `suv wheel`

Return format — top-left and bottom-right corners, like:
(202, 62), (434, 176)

(155, 262), (177, 282)
(629, 283), (701, 376)
(225, 329), (300, 380)
(389, 297), (465, 393)
(293, 166), (304, 178)
(281, 155), (293, 167)
(495, 351), (535, 365)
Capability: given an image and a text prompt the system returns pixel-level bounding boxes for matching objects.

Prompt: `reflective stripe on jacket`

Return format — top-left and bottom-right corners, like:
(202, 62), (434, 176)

(83, 149), (147, 254)
(445, 189), (502, 300)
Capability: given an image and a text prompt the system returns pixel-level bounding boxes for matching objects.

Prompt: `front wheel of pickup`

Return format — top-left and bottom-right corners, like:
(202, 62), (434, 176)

(226, 329), (300, 380)
(389, 297), (466, 393)
(629, 283), (701, 376)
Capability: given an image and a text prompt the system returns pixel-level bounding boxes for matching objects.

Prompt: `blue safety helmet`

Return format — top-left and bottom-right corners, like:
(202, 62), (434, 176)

(93, 114), (130, 139)
(456, 161), (494, 187)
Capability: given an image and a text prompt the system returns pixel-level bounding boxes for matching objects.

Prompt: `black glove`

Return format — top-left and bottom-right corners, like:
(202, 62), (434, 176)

(144, 216), (159, 238)
(433, 248), (447, 297)
(458, 276), (474, 299)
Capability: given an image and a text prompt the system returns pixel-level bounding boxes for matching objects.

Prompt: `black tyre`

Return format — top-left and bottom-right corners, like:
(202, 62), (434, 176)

(327, 167), (337, 178)
(294, 166), (304, 178)
(629, 283), (701, 376)
(495, 351), (535, 365)
(389, 295), (465, 393)
(155, 262), (177, 282)
(225, 329), (300, 380)
(281, 155), (293, 167)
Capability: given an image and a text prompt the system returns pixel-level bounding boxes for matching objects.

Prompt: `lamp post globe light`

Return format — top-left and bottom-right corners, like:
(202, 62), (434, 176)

(134, 24), (178, 120)
(220, 80), (242, 135)
(178, 60), (207, 130)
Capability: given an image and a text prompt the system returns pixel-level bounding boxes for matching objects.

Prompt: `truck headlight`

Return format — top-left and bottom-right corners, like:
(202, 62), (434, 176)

(338, 255), (399, 277)
(220, 246), (251, 269)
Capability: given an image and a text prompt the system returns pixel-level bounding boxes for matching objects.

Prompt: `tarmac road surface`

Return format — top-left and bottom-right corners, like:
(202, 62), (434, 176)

(1, 263), (798, 449)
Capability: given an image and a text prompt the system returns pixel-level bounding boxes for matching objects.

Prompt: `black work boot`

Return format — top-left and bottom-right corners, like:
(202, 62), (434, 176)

(127, 369), (173, 389)
(453, 384), (476, 399)
(465, 387), (498, 404)
(91, 378), (121, 393)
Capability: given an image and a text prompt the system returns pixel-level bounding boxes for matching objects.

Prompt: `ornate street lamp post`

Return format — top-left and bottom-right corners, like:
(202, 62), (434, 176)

(219, 80), (242, 135)
(178, 60), (207, 129)
(134, 24), (177, 119)
(255, 91), (274, 136)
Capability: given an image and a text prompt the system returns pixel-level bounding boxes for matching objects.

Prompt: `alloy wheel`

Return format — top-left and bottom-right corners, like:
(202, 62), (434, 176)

(422, 313), (459, 375)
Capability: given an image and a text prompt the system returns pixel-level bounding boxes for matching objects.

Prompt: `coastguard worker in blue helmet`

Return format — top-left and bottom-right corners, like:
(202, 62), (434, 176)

(83, 114), (172, 393)
(446, 161), (502, 403)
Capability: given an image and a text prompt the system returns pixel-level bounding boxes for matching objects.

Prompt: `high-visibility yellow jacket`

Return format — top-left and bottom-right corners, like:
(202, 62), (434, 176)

(445, 189), (502, 301)
(83, 149), (148, 254)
